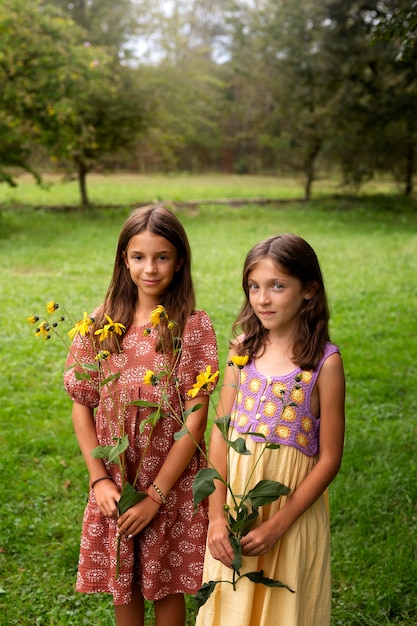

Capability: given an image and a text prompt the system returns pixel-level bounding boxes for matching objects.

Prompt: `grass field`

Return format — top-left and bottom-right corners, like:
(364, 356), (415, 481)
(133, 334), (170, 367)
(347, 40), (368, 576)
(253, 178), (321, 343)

(0, 171), (404, 208)
(0, 175), (416, 625)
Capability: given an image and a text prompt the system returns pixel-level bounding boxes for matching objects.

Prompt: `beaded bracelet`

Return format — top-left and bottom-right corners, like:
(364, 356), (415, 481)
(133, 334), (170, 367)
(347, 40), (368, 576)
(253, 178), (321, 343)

(91, 476), (112, 489)
(152, 482), (167, 504)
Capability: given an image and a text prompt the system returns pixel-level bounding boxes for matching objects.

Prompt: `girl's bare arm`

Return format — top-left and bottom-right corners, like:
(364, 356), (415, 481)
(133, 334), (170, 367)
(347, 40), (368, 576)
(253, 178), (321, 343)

(72, 401), (120, 519)
(205, 347), (240, 566)
(117, 394), (211, 537)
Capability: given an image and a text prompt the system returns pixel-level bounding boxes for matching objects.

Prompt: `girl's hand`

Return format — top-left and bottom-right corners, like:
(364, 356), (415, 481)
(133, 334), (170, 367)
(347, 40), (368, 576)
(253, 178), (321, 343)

(117, 497), (160, 538)
(93, 480), (120, 520)
(240, 518), (282, 557)
(207, 519), (235, 568)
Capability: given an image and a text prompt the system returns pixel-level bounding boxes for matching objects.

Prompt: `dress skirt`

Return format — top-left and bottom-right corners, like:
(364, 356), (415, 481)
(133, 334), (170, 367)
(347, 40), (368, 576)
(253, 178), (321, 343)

(196, 440), (331, 626)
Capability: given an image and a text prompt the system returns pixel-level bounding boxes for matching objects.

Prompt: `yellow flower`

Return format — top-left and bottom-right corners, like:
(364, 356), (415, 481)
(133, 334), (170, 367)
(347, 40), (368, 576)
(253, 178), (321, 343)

(143, 369), (157, 386)
(46, 301), (59, 314)
(94, 314), (126, 342)
(150, 305), (167, 327)
(229, 355), (249, 369)
(187, 365), (219, 398)
(35, 321), (50, 339)
(143, 328), (151, 336)
(68, 312), (94, 339)
(26, 315), (39, 325)
(95, 350), (110, 362)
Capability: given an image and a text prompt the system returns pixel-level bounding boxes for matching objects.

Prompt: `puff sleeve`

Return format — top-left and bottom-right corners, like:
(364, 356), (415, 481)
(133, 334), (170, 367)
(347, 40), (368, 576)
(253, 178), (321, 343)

(63, 333), (100, 408)
(177, 310), (218, 399)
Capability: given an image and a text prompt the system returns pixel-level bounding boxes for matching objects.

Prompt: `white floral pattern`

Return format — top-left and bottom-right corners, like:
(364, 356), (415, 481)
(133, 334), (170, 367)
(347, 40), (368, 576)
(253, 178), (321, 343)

(64, 310), (218, 605)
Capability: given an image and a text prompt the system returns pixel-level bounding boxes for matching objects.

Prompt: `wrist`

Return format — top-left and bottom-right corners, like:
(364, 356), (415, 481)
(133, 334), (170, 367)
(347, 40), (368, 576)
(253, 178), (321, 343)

(146, 487), (162, 506)
(151, 482), (167, 505)
(90, 475), (112, 489)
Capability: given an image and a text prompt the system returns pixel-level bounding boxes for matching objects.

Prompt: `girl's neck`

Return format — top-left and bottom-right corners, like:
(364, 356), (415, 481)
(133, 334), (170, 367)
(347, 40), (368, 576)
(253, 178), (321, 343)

(254, 333), (297, 377)
(133, 298), (159, 327)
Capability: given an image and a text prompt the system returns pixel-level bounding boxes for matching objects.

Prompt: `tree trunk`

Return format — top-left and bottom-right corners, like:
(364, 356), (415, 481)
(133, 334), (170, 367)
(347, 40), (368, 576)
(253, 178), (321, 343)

(405, 139), (414, 196)
(304, 138), (322, 201)
(77, 161), (90, 209)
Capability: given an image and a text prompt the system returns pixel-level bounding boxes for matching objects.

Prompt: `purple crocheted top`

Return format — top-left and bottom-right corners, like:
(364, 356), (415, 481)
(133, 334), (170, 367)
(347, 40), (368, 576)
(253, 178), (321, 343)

(230, 342), (340, 457)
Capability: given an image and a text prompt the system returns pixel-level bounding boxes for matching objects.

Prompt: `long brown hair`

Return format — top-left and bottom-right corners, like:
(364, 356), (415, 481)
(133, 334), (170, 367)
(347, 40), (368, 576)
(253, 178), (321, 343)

(94, 204), (195, 351)
(233, 234), (330, 370)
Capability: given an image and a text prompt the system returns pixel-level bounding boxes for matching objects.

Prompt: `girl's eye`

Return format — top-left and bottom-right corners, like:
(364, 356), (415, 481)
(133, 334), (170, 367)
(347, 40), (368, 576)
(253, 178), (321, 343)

(248, 283), (258, 290)
(273, 283), (284, 290)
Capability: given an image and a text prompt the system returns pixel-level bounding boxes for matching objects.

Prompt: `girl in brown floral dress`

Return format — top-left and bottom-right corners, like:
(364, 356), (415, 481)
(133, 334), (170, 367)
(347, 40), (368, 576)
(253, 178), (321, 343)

(64, 205), (218, 626)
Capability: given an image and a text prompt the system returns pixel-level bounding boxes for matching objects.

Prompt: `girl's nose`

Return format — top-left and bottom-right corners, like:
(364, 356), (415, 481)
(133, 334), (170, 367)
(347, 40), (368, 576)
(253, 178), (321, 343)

(144, 259), (156, 273)
(258, 289), (271, 304)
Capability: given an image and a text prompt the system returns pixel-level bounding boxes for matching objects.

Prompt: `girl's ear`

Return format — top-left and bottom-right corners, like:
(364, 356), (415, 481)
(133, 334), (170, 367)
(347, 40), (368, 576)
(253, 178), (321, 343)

(122, 250), (129, 268)
(305, 281), (318, 301)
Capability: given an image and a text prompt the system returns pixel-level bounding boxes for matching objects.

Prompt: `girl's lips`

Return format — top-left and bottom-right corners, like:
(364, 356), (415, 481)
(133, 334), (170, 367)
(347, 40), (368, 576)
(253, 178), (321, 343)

(142, 279), (160, 286)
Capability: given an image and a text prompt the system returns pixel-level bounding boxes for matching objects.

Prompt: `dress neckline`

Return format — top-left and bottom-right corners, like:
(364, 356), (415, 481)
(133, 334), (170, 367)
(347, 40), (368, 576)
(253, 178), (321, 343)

(250, 358), (301, 380)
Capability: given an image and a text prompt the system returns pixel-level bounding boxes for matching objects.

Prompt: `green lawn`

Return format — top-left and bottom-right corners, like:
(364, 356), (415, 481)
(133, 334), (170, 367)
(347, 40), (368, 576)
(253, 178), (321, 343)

(0, 182), (416, 625)
(0, 171), (402, 208)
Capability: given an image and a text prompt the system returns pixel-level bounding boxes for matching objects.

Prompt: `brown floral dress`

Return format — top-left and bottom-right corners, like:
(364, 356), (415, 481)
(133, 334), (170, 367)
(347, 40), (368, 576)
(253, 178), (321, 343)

(64, 310), (218, 605)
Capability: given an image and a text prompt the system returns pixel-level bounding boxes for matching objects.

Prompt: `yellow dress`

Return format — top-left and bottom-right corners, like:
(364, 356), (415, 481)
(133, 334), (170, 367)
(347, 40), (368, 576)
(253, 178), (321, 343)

(196, 346), (339, 626)
(196, 442), (331, 626)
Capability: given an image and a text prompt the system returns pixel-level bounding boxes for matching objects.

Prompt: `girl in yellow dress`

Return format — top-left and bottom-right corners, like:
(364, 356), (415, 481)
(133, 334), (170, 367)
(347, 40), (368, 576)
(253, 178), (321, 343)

(197, 234), (345, 626)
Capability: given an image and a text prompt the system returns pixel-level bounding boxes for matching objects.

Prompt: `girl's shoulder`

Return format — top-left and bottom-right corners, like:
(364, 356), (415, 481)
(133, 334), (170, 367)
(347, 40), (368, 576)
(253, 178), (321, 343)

(229, 333), (245, 352)
(185, 309), (215, 329)
(183, 310), (217, 343)
(321, 341), (341, 362)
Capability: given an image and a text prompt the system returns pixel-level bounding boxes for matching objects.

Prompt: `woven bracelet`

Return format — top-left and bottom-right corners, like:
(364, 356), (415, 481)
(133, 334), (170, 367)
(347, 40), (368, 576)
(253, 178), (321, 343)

(91, 476), (112, 489)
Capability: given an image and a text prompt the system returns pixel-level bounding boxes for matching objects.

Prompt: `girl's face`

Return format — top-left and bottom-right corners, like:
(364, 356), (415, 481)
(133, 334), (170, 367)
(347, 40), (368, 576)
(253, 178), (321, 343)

(123, 230), (180, 303)
(248, 257), (309, 335)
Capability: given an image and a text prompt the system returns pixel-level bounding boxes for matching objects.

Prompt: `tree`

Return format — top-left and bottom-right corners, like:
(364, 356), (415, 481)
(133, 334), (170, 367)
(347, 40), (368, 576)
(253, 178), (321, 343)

(131, 0), (228, 172)
(319, 0), (417, 196)
(0, 0), (148, 207)
(50, 0), (143, 62)
(374, 0), (417, 61)
(0, 1), (92, 187)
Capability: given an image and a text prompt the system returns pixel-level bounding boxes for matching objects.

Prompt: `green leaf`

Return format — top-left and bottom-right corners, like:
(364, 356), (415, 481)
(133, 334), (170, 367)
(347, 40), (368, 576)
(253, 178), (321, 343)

(139, 408), (163, 433)
(80, 362), (100, 372)
(173, 427), (189, 440)
(129, 399), (159, 408)
(118, 482), (148, 516)
(194, 580), (219, 612)
(192, 467), (220, 510)
(91, 444), (114, 459)
(227, 436), (252, 455)
(183, 403), (204, 418)
(265, 443), (281, 450)
(246, 480), (290, 507)
(230, 506), (259, 537)
(230, 533), (242, 574)
(101, 372), (120, 386)
(214, 415), (231, 438)
(108, 435), (129, 464)
(243, 569), (294, 592)
(74, 370), (92, 381)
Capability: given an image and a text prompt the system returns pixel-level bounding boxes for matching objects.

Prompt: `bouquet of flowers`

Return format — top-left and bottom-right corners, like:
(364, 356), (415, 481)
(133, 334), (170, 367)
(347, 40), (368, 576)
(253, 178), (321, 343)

(27, 302), (293, 602)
